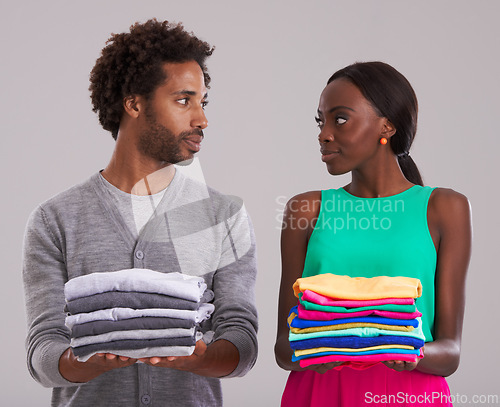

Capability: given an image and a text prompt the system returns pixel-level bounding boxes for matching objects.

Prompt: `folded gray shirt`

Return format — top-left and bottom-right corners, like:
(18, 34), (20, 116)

(71, 316), (195, 338)
(65, 291), (201, 314)
(64, 269), (207, 302)
(72, 336), (197, 358)
(71, 327), (199, 347)
(65, 304), (215, 329)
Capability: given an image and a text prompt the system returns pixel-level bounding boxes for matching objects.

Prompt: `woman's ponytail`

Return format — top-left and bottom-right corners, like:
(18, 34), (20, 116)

(397, 154), (423, 186)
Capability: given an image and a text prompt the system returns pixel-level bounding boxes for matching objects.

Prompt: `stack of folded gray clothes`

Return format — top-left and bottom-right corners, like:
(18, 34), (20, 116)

(64, 269), (214, 362)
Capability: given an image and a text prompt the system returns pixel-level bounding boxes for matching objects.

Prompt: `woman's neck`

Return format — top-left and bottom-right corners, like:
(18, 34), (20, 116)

(345, 156), (413, 198)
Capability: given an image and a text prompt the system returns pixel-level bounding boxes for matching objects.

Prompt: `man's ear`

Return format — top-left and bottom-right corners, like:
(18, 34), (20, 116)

(123, 95), (143, 118)
(381, 118), (396, 139)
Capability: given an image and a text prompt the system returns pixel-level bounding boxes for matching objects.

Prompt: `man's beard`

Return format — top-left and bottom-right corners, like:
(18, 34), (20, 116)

(137, 104), (201, 166)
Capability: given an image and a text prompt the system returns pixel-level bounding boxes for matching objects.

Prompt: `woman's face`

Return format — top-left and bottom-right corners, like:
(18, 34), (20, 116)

(316, 78), (389, 176)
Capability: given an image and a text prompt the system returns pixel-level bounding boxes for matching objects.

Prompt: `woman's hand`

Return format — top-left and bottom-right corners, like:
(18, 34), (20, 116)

(305, 361), (344, 374)
(382, 360), (419, 372)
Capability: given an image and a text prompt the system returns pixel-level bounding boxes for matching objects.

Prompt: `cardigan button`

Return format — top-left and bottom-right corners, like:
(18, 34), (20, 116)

(141, 394), (151, 405)
(135, 250), (144, 260)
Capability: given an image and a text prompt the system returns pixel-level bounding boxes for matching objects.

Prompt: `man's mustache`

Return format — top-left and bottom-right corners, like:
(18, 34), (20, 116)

(181, 129), (204, 138)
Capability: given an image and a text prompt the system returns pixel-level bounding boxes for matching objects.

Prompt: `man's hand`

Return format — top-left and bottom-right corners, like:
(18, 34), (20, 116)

(138, 339), (239, 378)
(59, 348), (137, 383)
(139, 340), (208, 370)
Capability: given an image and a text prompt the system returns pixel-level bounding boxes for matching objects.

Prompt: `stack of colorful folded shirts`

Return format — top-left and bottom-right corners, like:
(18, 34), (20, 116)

(288, 274), (425, 370)
(64, 269), (214, 362)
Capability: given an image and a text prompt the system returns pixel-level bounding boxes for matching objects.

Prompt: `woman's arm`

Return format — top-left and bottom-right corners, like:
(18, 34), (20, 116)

(386, 188), (472, 375)
(416, 188), (472, 376)
(275, 191), (342, 373)
(275, 192), (320, 371)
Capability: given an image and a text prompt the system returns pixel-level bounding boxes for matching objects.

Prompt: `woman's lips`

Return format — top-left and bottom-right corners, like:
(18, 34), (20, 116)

(321, 150), (340, 162)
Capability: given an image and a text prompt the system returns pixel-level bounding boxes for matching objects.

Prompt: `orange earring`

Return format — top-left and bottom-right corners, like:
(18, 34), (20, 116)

(380, 137), (388, 145)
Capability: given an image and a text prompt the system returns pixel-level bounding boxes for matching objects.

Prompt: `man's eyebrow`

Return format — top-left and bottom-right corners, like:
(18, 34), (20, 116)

(317, 105), (355, 115)
(172, 90), (209, 99)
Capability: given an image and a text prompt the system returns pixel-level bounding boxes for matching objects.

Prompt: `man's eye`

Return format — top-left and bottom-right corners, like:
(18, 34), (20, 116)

(202, 101), (209, 109)
(315, 116), (323, 128)
(177, 98), (188, 105)
(336, 117), (347, 125)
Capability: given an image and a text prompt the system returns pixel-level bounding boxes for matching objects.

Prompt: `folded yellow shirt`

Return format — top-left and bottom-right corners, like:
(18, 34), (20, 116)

(293, 274), (422, 300)
(294, 344), (414, 357)
(290, 322), (414, 334)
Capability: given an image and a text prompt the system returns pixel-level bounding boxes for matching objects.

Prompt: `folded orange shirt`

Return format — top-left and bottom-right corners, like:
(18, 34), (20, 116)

(293, 274), (422, 300)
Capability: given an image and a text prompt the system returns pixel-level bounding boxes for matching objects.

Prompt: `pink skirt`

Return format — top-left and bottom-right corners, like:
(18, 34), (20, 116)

(281, 363), (452, 407)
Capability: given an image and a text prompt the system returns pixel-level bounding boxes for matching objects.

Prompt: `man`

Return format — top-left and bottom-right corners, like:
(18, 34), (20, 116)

(23, 19), (258, 406)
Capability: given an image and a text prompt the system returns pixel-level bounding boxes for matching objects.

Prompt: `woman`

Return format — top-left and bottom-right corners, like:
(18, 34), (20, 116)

(275, 62), (472, 406)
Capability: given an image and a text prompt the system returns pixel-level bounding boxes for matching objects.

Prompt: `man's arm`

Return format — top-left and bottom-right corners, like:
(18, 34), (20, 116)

(141, 198), (258, 377)
(23, 205), (136, 386)
(208, 203), (258, 378)
(23, 205), (77, 387)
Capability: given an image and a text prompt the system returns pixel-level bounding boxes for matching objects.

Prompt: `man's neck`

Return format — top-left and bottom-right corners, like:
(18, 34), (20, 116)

(101, 142), (176, 195)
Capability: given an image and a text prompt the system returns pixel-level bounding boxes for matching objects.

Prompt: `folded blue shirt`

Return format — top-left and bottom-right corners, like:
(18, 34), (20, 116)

(288, 305), (419, 328)
(289, 335), (425, 350)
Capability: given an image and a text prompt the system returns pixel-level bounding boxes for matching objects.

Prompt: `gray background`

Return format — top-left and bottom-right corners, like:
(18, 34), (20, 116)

(2, 0), (498, 405)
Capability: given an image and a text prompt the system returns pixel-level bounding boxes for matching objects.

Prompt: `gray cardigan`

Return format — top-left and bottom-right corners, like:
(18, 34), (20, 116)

(22, 170), (258, 407)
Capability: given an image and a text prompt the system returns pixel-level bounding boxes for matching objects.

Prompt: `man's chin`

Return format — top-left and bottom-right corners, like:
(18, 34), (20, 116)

(174, 156), (195, 166)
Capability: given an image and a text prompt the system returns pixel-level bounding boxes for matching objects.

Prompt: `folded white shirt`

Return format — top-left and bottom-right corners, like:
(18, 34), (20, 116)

(65, 303), (215, 329)
(64, 269), (207, 302)
(71, 327), (199, 347)
(76, 345), (197, 362)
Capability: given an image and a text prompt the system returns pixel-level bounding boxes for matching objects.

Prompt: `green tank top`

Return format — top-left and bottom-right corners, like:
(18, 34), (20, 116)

(302, 185), (437, 341)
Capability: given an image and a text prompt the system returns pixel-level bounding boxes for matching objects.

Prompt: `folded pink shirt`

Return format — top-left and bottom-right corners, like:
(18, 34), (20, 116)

(301, 290), (415, 307)
(299, 351), (423, 369)
(297, 304), (422, 321)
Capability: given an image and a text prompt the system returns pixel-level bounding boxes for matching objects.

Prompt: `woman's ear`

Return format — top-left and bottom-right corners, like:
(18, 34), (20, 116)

(381, 118), (397, 139)
(123, 95), (142, 118)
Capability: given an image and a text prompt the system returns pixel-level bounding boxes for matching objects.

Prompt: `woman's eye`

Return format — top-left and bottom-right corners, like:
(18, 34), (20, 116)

(177, 98), (188, 105)
(336, 117), (347, 125)
(315, 116), (323, 128)
(201, 101), (209, 110)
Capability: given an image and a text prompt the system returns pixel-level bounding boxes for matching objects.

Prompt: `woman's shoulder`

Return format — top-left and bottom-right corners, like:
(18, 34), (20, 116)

(284, 191), (322, 219)
(429, 187), (470, 209)
(428, 187), (471, 227)
(288, 190), (322, 202)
